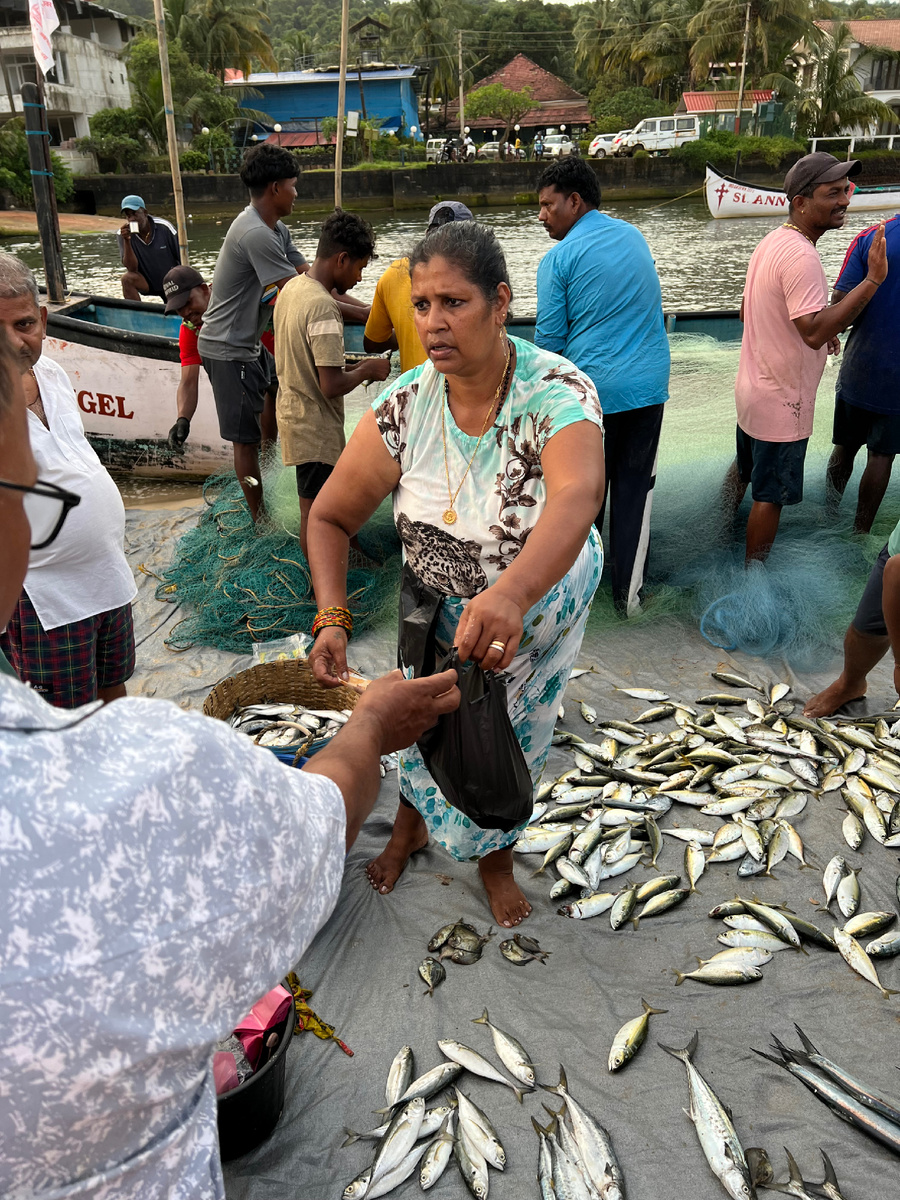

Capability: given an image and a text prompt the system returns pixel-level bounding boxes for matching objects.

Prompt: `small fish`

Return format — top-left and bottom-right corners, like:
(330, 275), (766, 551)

(823, 855), (847, 908)
(676, 961), (764, 986)
(662, 826), (715, 846)
(836, 867), (861, 919)
(770, 682), (791, 703)
(843, 911), (896, 938)
(472, 1008), (536, 1089)
(427, 922), (458, 953)
(420, 1114), (455, 1191)
(513, 932), (550, 960)
(644, 814), (663, 866)
(453, 1131), (489, 1200)
(615, 686), (669, 701)
(382, 1062), (463, 1110)
(833, 925), (900, 999)
(557, 890), (617, 919)
(866, 929), (900, 958)
(636, 873), (681, 901)
(697, 946), (774, 969)
(634, 703), (676, 723)
(578, 700), (598, 724)
(366, 1098), (426, 1194)
(740, 898), (804, 950)
(696, 692), (746, 706)
(610, 882), (640, 930)
(608, 999), (667, 1072)
(385, 1045), (413, 1106)
(711, 670), (762, 690)
(718, 929), (798, 952)
(569, 666), (596, 679)
(685, 841), (706, 893)
(418, 957), (445, 998)
(542, 1065), (625, 1199)
(438, 1038), (527, 1101)
(636, 887), (690, 921)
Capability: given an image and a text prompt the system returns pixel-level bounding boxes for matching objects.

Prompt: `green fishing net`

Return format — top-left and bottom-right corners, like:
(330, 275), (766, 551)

(155, 456), (402, 652)
(157, 334), (900, 669)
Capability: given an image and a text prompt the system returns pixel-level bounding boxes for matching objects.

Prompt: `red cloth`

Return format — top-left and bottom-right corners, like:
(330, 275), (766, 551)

(233, 984), (293, 1068)
(179, 322), (202, 367)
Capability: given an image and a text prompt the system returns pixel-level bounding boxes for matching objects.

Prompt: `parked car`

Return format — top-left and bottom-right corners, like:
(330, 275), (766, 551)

(589, 129), (631, 158)
(426, 137), (447, 163)
(617, 115), (700, 156)
(543, 134), (575, 158)
(477, 140), (501, 159)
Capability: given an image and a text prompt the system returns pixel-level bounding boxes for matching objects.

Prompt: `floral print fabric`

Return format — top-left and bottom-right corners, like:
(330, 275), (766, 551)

(372, 337), (604, 859)
(0, 677), (345, 1199)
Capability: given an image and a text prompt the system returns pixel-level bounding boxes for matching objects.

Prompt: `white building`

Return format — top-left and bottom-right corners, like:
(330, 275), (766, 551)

(814, 19), (900, 135)
(0, 0), (138, 172)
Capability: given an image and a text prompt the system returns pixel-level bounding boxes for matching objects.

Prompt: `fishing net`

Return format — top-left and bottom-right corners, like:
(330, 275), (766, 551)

(155, 455), (402, 652)
(157, 334), (900, 669)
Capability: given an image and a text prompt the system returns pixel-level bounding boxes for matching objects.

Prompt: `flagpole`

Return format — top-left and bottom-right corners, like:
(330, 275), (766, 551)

(335, 0), (349, 208)
(151, 0), (190, 264)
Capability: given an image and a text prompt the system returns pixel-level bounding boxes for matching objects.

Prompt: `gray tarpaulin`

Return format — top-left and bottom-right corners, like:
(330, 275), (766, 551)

(126, 504), (900, 1200)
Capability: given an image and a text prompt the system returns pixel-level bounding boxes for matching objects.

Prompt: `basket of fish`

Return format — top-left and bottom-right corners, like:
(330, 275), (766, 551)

(203, 658), (360, 762)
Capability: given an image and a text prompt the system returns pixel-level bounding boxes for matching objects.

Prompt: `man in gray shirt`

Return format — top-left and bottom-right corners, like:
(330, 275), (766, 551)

(198, 144), (309, 521)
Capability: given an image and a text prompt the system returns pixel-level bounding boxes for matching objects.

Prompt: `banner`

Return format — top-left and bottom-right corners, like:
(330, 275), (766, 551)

(29, 0), (60, 77)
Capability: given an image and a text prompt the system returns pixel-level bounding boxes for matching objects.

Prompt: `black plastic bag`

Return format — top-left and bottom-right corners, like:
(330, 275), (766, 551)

(417, 648), (533, 833)
(397, 563), (446, 678)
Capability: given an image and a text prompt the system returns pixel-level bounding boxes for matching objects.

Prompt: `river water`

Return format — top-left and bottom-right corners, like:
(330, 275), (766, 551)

(10, 196), (888, 313)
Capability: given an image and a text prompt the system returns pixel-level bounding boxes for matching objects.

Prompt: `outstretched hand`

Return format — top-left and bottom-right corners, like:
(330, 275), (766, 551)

(353, 668), (459, 753)
(453, 588), (524, 673)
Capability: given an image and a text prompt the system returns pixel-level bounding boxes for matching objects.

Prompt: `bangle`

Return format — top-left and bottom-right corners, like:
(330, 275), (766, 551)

(312, 605), (353, 639)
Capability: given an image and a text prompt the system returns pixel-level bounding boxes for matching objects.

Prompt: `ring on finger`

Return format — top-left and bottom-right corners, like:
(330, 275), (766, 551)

(489, 639), (506, 652)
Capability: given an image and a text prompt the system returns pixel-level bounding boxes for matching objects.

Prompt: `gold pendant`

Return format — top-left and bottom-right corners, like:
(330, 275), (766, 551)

(442, 508), (457, 525)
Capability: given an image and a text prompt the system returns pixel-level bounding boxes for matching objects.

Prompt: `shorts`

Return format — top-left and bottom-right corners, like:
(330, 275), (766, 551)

(833, 396), (900, 457)
(202, 355), (268, 444)
(260, 345), (278, 396)
(295, 461), (334, 500)
(0, 594), (135, 709)
(852, 543), (891, 637)
(735, 426), (808, 506)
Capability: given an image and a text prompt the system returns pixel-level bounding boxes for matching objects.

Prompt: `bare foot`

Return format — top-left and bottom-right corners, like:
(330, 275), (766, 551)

(803, 677), (866, 718)
(479, 848), (532, 928)
(365, 802), (429, 895)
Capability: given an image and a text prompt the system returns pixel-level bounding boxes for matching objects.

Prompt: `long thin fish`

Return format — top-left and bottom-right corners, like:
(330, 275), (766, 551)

(471, 1009), (536, 1090)
(438, 1039), (527, 1102)
(543, 1065), (625, 1200)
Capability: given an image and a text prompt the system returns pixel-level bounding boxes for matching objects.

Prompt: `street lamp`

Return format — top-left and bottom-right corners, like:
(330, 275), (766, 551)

(273, 123), (282, 147)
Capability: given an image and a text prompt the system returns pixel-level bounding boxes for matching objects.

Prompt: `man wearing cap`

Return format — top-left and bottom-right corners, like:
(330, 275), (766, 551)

(363, 202), (474, 374)
(162, 265), (211, 450)
(724, 151), (888, 563)
(824, 210), (900, 534)
(118, 196), (180, 302)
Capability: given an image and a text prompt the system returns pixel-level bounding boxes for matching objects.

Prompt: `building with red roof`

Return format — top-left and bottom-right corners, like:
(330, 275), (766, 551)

(447, 54), (590, 135)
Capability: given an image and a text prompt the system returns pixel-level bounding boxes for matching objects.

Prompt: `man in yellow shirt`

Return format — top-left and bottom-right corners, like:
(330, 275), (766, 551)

(363, 202), (473, 373)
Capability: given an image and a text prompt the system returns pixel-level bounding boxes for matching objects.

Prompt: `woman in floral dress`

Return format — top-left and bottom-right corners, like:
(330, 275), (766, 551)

(308, 222), (605, 927)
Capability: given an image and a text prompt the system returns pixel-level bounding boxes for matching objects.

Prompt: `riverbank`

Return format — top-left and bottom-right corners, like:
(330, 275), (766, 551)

(0, 211), (122, 236)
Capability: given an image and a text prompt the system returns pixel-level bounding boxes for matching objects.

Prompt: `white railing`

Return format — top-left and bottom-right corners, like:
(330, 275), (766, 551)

(809, 134), (898, 152)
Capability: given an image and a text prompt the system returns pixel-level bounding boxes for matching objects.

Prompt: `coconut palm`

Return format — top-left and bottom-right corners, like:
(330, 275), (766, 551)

(765, 21), (899, 137)
(688, 0), (815, 87)
(177, 0), (278, 81)
(390, 0), (455, 136)
(274, 30), (315, 72)
(633, 0), (705, 94)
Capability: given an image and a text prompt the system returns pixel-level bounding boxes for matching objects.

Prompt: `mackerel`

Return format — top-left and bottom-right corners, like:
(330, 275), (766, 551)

(608, 999), (667, 1072)
(544, 1065), (625, 1200)
(438, 1039), (526, 1101)
(471, 1009), (535, 1090)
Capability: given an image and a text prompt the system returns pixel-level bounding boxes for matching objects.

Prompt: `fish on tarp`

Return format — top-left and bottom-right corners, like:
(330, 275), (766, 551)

(608, 999), (667, 1072)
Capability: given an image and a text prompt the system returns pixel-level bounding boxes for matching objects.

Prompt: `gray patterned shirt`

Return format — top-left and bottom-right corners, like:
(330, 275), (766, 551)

(0, 676), (345, 1199)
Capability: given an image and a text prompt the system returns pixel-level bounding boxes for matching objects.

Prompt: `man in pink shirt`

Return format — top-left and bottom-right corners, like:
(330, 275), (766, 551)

(724, 152), (888, 562)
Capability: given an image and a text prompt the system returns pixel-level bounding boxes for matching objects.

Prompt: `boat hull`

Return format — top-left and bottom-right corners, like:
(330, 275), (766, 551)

(705, 162), (900, 219)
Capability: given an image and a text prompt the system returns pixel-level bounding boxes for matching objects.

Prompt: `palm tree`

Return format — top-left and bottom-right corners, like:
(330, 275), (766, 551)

(765, 22), (899, 137)
(177, 0), (278, 81)
(390, 0), (454, 137)
(274, 30), (315, 72)
(633, 0), (705, 96)
(688, 0), (815, 87)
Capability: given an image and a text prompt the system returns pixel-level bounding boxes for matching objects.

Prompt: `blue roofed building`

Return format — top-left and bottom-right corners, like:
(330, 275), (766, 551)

(227, 63), (423, 146)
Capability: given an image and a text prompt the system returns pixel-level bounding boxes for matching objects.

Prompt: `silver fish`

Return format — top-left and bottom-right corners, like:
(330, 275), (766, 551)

(717, 930), (797, 952)
(615, 686), (669, 701)
(578, 700), (598, 724)
(544, 1065), (625, 1200)
(384, 1062), (463, 1109)
(454, 1088), (505, 1170)
(836, 867), (861, 919)
(866, 929), (900, 958)
(675, 961), (764, 986)
(610, 882), (640, 930)
(685, 841), (706, 893)
(385, 1045), (413, 1106)
(420, 1114), (455, 1191)
(418, 958), (445, 998)
(557, 890), (617, 919)
(659, 1033), (755, 1200)
(636, 887), (690, 921)
(438, 1038), (526, 1101)
(823, 855), (847, 908)
(843, 910), (896, 938)
(833, 925), (900, 999)
(608, 999), (667, 1072)
(698, 946), (773, 969)
(366, 1097), (426, 1194)
(454, 1122), (489, 1199)
(472, 1008), (535, 1089)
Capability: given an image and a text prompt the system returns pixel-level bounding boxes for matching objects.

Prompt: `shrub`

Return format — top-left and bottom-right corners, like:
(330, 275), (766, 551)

(179, 149), (208, 172)
(0, 118), (73, 205)
(671, 131), (805, 172)
(594, 87), (670, 129)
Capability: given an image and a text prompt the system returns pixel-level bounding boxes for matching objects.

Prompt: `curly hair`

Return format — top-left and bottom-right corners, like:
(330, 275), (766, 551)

(239, 143), (301, 196)
(316, 208), (377, 261)
(537, 157), (601, 208)
(408, 221), (512, 306)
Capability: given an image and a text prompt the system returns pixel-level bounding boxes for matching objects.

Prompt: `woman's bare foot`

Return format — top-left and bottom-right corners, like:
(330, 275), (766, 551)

(803, 677), (866, 718)
(479, 847), (532, 928)
(366, 801), (429, 895)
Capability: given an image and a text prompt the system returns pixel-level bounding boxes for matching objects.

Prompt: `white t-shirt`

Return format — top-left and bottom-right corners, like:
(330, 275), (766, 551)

(24, 356), (137, 630)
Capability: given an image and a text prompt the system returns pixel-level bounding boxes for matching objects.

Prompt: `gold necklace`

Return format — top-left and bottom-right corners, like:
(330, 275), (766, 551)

(782, 222), (816, 247)
(440, 341), (512, 526)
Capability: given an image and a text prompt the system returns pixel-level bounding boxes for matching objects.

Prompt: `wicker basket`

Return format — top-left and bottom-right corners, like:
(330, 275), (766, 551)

(203, 659), (359, 728)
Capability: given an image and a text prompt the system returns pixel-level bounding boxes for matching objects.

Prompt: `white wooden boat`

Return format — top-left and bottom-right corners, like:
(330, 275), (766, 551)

(706, 162), (900, 219)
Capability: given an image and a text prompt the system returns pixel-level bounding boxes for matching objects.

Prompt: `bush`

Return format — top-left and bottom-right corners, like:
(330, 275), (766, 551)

(594, 87), (670, 129)
(671, 130), (806, 172)
(179, 149), (208, 171)
(589, 116), (626, 136)
(0, 118), (73, 205)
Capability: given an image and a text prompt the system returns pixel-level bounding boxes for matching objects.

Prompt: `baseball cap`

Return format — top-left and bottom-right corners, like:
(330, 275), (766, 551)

(783, 152), (861, 200)
(163, 265), (206, 312)
(120, 194), (146, 212)
(426, 201), (475, 230)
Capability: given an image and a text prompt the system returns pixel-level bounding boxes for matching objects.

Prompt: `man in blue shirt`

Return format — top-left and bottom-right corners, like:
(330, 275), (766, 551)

(825, 213), (900, 533)
(535, 156), (670, 615)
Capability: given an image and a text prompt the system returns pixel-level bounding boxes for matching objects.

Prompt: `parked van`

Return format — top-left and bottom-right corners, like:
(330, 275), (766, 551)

(618, 115), (700, 156)
(426, 137), (447, 163)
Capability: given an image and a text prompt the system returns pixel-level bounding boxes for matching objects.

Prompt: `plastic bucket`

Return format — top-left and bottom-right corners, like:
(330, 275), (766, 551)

(216, 1000), (294, 1161)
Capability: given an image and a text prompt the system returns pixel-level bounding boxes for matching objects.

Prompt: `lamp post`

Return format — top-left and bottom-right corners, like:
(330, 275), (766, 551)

(201, 125), (213, 172)
(274, 123), (282, 147)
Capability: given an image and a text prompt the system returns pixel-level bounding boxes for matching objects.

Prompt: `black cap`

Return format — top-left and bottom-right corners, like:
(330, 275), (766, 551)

(163, 265), (206, 312)
(783, 152), (862, 200)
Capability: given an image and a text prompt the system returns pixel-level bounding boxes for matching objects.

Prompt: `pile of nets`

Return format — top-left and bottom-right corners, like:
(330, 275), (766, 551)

(155, 459), (402, 653)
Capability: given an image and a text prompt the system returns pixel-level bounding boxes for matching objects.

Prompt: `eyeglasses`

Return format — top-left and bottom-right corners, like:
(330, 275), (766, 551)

(0, 478), (81, 549)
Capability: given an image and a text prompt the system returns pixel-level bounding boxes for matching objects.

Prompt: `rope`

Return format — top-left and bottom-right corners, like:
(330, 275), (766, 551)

(641, 183), (706, 212)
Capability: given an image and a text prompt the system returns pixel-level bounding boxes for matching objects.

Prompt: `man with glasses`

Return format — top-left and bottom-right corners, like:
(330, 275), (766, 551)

(0, 254), (137, 707)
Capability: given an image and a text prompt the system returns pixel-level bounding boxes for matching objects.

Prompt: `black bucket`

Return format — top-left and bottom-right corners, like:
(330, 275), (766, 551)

(216, 1001), (294, 1161)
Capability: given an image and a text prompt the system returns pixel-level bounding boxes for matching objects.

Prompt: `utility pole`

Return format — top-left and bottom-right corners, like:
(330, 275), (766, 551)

(151, 0), (189, 263)
(335, 0), (350, 208)
(21, 81), (66, 302)
(734, 0), (752, 137)
(458, 30), (465, 139)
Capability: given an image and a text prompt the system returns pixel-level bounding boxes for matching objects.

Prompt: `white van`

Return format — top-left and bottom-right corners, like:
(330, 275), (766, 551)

(426, 137), (447, 163)
(618, 115), (700, 156)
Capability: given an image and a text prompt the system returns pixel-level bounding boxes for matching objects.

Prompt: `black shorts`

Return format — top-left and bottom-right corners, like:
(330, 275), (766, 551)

(735, 426), (808, 506)
(852, 543), (891, 637)
(295, 461), (334, 500)
(833, 396), (900, 457)
(260, 345), (278, 395)
(202, 355), (268, 444)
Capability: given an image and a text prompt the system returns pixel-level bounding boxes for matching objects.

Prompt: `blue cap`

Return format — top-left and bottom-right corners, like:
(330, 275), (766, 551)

(120, 194), (145, 212)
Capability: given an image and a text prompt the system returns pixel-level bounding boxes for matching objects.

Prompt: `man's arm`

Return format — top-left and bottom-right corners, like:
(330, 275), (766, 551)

(302, 669), (459, 848)
(535, 256), (570, 354)
(118, 228), (139, 273)
(176, 364), (200, 421)
(793, 224), (887, 349)
(883, 554), (900, 703)
(317, 357), (390, 399)
(364, 331), (398, 353)
(363, 273), (397, 351)
(335, 291), (370, 325)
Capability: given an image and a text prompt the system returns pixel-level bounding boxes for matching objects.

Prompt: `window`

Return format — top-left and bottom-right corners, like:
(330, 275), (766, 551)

(6, 55), (39, 94)
(659, 119), (675, 131)
(870, 58), (900, 92)
(676, 117), (695, 130)
(640, 121), (656, 133)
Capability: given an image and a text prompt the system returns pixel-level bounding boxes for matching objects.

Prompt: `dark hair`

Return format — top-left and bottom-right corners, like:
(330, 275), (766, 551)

(408, 222), (512, 305)
(537, 157), (600, 209)
(239, 143), (301, 196)
(316, 208), (377, 260)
